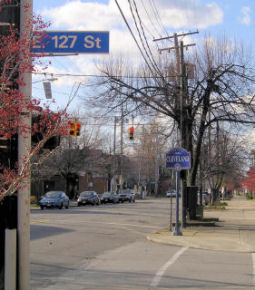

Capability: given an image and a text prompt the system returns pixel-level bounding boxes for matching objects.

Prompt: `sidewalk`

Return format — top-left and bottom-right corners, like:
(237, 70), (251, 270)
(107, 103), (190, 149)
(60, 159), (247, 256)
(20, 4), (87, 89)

(147, 196), (255, 252)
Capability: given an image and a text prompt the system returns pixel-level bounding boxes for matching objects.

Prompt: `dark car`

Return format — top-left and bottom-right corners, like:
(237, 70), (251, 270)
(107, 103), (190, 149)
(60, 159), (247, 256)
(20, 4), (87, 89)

(100, 191), (120, 204)
(39, 191), (69, 210)
(118, 190), (135, 203)
(77, 191), (100, 206)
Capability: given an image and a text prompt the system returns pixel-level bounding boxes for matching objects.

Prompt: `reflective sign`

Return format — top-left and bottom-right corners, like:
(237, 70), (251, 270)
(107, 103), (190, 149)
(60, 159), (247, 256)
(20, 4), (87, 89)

(165, 147), (191, 171)
(32, 31), (109, 54)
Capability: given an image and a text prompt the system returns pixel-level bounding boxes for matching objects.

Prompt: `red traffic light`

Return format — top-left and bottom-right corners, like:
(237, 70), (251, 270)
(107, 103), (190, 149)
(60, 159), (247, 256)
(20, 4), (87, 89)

(129, 127), (134, 140)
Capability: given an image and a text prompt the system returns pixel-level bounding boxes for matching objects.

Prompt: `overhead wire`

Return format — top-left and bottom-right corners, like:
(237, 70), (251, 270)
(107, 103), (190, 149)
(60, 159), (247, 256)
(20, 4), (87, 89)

(148, 0), (168, 37)
(114, 0), (156, 75)
(140, 0), (162, 37)
(128, 0), (159, 75)
(129, 0), (163, 77)
(33, 71), (176, 79)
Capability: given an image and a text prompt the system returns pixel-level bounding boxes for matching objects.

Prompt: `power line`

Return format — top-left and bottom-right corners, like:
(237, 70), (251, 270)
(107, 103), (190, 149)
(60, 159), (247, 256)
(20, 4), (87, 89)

(130, 0), (163, 77)
(149, 0), (169, 37)
(140, 0), (161, 37)
(114, 0), (156, 75)
(33, 71), (177, 79)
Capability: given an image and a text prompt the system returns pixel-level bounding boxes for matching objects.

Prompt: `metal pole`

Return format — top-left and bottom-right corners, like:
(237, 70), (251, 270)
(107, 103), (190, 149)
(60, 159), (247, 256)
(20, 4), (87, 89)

(173, 170), (182, 236)
(4, 229), (17, 290)
(113, 117), (117, 156)
(180, 41), (187, 228)
(154, 124), (159, 195)
(169, 196), (173, 231)
(120, 106), (123, 189)
(18, 0), (32, 289)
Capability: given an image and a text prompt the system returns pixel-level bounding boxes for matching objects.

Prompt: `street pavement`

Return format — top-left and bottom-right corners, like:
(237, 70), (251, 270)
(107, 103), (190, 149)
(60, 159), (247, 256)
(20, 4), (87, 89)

(30, 197), (255, 289)
(147, 195), (255, 252)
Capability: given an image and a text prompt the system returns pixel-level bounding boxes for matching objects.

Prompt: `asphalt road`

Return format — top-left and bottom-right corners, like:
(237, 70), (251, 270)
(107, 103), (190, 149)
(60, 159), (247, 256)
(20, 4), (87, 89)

(30, 199), (255, 289)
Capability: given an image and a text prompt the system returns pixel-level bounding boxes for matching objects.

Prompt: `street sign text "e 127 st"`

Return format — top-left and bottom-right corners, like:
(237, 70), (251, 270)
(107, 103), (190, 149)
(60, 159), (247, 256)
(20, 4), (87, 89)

(32, 31), (109, 54)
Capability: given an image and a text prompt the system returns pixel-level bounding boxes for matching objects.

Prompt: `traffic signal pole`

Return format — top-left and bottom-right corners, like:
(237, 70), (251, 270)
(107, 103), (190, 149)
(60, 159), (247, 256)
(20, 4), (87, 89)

(18, 0), (32, 289)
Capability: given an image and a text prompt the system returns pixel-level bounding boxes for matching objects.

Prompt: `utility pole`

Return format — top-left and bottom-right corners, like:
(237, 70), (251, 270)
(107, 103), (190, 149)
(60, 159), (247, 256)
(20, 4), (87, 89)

(113, 116), (117, 191)
(120, 105), (124, 189)
(154, 30), (198, 229)
(154, 124), (159, 195)
(18, 1), (32, 289)
(113, 117), (117, 157)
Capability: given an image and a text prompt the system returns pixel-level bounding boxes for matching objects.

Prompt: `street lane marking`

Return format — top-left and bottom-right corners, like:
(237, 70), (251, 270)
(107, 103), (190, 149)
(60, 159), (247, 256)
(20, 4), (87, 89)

(150, 246), (188, 287)
(30, 219), (50, 224)
(252, 253), (255, 285)
(50, 220), (159, 229)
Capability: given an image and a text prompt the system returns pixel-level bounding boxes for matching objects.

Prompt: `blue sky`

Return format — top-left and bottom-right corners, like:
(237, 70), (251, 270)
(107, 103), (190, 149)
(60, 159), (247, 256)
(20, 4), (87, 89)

(32, 0), (255, 112)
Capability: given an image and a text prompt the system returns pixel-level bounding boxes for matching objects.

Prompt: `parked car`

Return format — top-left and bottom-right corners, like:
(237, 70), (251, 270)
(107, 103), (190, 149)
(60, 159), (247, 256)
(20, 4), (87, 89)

(77, 191), (100, 206)
(166, 190), (177, 197)
(39, 191), (69, 210)
(118, 190), (136, 203)
(100, 191), (120, 204)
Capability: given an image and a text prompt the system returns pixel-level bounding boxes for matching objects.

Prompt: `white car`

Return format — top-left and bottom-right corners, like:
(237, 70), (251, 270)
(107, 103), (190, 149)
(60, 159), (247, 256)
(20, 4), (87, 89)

(166, 190), (177, 197)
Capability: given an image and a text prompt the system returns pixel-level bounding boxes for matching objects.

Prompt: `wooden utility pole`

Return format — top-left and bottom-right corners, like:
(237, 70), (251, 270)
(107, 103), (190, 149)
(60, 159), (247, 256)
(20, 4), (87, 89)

(154, 30), (198, 147)
(154, 30), (198, 228)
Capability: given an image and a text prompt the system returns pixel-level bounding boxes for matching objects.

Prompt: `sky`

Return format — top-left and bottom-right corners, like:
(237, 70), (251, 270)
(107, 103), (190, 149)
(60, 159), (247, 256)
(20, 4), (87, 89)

(32, 0), (255, 114)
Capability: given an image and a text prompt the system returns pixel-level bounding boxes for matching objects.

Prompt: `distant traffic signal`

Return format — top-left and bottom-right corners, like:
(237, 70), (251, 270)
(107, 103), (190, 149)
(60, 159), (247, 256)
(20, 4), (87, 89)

(68, 121), (76, 136)
(129, 126), (134, 140)
(75, 122), (81, 136)
(68, 121), (81, 137)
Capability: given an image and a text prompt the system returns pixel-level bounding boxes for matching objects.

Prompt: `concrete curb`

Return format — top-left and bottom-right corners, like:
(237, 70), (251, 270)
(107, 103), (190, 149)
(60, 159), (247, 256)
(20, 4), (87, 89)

(147, 197), (255, 253)
(147, 229), (255, 252)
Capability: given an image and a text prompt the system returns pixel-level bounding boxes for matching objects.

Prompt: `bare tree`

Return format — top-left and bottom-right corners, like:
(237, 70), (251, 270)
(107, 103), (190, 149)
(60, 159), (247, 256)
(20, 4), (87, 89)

(85, 35), (255, 187)
(200, 125), (248, 203)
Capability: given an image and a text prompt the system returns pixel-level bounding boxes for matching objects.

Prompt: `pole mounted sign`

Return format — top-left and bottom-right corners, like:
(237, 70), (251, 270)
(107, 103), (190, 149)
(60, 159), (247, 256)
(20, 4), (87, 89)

(32, 31), (109, 54)
(165, 147), (191, 236)
(165, 147), (191, 171)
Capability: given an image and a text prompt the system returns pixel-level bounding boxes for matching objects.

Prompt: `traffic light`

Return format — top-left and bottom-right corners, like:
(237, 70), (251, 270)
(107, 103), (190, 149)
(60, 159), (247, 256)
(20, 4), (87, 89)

(129, 126), (134, 140)
(75, 122), (81, 136)
(68, 121), (81, 137)
(68, 121), (76, 136)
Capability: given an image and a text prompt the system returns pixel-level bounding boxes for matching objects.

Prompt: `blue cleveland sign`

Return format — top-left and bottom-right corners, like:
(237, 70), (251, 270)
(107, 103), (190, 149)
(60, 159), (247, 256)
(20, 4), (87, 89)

(165, 147), (191, 171)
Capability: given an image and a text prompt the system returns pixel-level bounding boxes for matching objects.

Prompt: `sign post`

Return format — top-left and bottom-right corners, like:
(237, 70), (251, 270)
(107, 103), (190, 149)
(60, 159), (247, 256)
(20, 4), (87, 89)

(166, 148), (191, 236)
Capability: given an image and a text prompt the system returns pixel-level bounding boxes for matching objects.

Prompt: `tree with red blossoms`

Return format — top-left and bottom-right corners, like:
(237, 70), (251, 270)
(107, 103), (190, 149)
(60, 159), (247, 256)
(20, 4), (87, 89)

(242, 168), (255, 195)
(0, 3), (70, 202)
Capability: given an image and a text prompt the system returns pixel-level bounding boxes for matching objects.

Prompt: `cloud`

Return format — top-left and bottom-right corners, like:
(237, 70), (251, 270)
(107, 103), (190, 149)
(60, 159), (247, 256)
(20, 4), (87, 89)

(154, 0), (223, 29)
(238, 6), (251, 26)
(41, 0), (122, 30)
(41, 0), (224, 36)
(37, 0), (224, 90)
